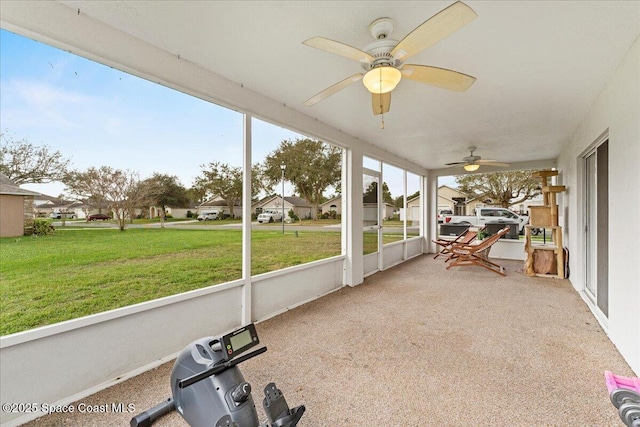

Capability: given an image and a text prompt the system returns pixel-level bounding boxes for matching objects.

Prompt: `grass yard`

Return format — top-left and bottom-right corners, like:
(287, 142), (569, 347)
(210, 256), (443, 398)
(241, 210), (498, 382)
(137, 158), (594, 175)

(0, 228), (341, 335)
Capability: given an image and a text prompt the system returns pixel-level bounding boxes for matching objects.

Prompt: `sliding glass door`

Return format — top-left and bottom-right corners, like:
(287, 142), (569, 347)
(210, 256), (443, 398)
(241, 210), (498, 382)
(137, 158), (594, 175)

(584, 140), (608, 316)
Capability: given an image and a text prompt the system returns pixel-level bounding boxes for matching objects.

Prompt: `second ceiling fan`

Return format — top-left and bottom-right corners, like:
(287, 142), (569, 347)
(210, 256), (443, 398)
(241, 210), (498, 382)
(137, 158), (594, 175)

(445, 147), (510, 171)
(302, 1), (478, 116)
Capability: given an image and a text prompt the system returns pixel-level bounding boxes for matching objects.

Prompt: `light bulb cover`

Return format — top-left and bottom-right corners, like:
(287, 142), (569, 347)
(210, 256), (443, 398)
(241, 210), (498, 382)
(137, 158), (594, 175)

(363, 66), (401, 94)
(464, 163), (480, 172)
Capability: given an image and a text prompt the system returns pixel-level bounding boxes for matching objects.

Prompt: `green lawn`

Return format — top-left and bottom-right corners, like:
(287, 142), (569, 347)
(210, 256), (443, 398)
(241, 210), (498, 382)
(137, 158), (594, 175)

(0, 228), (341, 335)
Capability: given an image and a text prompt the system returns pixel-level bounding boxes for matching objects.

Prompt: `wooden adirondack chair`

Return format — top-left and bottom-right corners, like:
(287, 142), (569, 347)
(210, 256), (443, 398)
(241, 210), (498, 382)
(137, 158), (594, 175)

(432, 227), (480, 260)
(445, 227), (510, 276)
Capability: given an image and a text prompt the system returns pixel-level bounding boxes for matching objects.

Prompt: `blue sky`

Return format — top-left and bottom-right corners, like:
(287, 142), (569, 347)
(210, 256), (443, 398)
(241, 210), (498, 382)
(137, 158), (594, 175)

(1, 29), (450, 199)
(0, 29), (306, 197)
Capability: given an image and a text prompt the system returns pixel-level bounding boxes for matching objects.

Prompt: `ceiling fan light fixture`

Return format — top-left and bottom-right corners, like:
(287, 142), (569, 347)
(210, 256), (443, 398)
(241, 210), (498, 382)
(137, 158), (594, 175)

(464, 163), (480, 172)
(363, 66), (401, 94)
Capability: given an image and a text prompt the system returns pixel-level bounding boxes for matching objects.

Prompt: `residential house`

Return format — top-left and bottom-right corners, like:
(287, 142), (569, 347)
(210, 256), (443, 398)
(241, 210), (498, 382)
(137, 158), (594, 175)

(405, 195), (420, 224)
(437, 185), (468, 215)
(328, 194), (395, 222)
(254, 196), (313, 220)
(0, 174), (39, 237)
(320, 196), (341, 216)
(197, 195), (242, 218)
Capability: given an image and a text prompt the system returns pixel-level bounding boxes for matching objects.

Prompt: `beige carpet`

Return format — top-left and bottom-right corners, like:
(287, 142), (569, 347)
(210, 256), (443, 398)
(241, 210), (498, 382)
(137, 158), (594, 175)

(23, 256), (634, 426)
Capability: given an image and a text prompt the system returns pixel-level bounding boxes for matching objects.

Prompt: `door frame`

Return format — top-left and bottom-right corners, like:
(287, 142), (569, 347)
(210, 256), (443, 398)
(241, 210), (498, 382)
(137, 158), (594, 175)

(581, 132), (609, 319)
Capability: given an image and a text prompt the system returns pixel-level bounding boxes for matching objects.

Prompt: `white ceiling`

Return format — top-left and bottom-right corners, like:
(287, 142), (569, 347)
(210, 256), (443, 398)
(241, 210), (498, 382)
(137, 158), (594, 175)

(54, 1), (640, 170)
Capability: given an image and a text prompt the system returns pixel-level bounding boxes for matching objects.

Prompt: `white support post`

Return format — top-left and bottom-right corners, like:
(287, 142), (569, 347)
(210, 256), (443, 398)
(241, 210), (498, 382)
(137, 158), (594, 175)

(403, 170), (408, 259)
(425, 172), (438, 253)
(344, 148), (364, 286)
(341, 149), (349, 261)
(377, 164), (383, 271)
(241, 114), (252, 324)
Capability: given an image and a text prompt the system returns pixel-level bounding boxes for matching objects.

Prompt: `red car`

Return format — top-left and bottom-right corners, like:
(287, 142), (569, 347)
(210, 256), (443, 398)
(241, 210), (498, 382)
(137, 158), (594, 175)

(88, 213), (111, 221)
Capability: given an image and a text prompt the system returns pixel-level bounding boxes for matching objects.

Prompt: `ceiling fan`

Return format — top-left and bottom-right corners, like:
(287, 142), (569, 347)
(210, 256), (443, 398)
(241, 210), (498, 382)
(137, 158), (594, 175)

(445, 147), (510, 172)
(302, 1), (477, 116)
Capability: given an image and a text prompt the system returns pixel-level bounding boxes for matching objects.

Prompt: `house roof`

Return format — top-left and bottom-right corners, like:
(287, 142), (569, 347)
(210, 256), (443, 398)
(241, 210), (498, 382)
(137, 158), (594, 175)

(438, 184), (461, 193)
(198, 199), (230, 208)
(320, 196), (341, 207)
(0, 174), (40, 196)
(197, 195), (243, 208)
(255, 195), (312, 208)
(284, 196), (311, 208)
(3, 2), (637, 175)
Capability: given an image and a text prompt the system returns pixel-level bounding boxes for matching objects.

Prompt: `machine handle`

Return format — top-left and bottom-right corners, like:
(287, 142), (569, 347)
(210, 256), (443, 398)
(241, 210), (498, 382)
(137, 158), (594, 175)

(130, 398), (175, 427)
(178, 346), (268, 389)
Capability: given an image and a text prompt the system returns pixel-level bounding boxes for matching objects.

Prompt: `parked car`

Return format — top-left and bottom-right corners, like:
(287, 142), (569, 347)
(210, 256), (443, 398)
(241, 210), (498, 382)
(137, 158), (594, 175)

(88, 213), (110, 221)
(197, 211), (220, 221)
(49, 211), (76, 219)
(257, 210), (283, 223)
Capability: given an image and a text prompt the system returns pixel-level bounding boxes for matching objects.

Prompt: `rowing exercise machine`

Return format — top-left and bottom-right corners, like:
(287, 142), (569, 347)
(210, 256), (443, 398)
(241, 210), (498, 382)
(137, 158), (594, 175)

(131, 323), (305, 427)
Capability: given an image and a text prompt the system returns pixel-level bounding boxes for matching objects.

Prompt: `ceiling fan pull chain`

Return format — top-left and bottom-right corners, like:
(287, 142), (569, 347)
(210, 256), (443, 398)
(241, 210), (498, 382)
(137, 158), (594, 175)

(380, 71), (385, 129)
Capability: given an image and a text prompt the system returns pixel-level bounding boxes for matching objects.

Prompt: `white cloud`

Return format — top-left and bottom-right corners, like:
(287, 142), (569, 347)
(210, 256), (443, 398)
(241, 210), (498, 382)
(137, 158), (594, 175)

(1, 78), (99, 129)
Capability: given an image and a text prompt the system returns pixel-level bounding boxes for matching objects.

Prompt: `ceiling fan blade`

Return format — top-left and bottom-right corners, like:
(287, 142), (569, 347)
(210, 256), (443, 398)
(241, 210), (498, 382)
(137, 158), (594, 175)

(304, 73), (364, 106)
(478, 161), (510, 167)
(303, 36), (374, 63)
(444, 161), (466, 166)
(372, 92), (391, 116)
(390, 1), (477, 61)
(401, 64), (476, 91)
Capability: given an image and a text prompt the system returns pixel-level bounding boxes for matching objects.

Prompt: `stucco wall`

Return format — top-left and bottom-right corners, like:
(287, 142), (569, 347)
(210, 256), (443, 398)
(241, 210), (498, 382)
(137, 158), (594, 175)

(0, 195), (24, 238)
(557, 36), (640, 375)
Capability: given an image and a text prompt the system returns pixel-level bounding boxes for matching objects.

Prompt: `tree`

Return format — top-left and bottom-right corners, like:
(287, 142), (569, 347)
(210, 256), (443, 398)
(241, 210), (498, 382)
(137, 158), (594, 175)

(186, 186), (208, 206)
(262, 138), (341, 220)
(195, 162), (263, 217)
(105, 169), (141, 231)
(455, 170), (542, 208)
(381, 182), (394, 205)
(393, 190), (420, 209)
(363, 181), (377, 203)
(64, 166), (141, 230)
(140, 173), (190, 228)
(63, 166), (114, 214)
(393, 195), (404, 209)
(363, 181), (393, 205)
(0, 132), (71, 184)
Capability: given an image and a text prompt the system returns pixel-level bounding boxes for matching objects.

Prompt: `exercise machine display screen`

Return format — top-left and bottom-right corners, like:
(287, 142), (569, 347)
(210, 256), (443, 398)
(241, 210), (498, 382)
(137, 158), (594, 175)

(219, 324), (259, 360)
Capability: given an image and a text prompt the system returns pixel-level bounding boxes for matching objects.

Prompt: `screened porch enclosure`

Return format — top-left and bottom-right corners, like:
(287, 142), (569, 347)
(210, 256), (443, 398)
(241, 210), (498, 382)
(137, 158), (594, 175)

(1, 2), (639, 426)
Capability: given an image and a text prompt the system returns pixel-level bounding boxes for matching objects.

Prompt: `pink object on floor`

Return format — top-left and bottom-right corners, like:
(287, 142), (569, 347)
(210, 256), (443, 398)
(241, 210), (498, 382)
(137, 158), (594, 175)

(605, 370), (640, 394)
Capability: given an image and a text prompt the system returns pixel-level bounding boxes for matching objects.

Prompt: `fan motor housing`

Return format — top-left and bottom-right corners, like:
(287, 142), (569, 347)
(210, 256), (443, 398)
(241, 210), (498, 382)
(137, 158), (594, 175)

(362, 40), (403, 70)
(363, 18), (403, 71)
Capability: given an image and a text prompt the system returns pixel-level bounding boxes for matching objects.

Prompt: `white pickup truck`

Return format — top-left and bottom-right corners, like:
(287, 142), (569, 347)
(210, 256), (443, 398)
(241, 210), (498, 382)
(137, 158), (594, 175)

(257, 210), (283, 223)
(443, 207), (529, 234)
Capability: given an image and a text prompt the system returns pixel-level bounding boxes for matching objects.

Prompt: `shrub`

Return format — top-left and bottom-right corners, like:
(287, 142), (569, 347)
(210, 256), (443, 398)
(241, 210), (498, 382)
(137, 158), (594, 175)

(321, 210), (337, 220)
(288, 209), (299, 222)
(186, 210), (193, 218)
(32, 219), (54, 236)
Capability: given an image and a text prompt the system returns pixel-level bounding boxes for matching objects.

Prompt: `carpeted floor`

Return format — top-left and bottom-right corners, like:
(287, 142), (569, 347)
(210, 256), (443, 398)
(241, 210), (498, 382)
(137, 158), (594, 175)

(23, 256), (634, 426)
